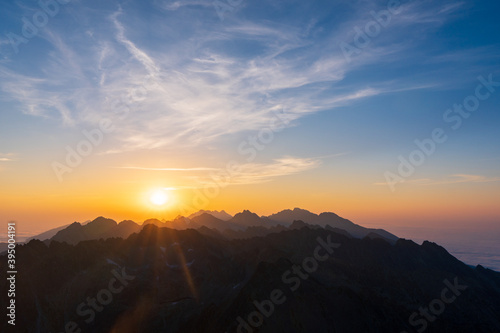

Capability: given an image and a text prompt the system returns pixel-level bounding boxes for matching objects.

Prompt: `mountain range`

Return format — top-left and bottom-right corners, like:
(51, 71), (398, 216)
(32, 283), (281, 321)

(23, 208), (399, 247)
(1, 220), (499, 332)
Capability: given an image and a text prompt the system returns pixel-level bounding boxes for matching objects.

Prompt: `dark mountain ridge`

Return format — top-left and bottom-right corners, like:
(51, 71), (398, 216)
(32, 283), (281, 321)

(42, 208), (398, 246)
(1, 224), (499, 333)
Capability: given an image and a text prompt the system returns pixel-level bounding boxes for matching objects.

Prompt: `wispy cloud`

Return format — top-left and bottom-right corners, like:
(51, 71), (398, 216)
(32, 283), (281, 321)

(383, 0), (465, 27)
(160, 0), (212, 11)
(115, 157), (321, 187)
(110, 9), (160, 76)
(195, 157), (321, 186)
(0, 153), (17, 162)
(0, 0), (479, 153)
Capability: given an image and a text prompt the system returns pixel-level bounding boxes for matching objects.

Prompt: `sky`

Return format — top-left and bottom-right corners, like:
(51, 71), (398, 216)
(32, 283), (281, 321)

(0, 0), (499, 236)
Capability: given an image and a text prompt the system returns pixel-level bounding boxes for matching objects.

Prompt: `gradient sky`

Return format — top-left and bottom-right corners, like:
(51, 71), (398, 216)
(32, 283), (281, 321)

(0, 0), (499, 235)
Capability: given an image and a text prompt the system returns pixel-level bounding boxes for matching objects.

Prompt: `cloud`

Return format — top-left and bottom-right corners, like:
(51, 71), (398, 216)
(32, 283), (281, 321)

(0, 153), (17, 162)
(160, 0), (212, 11)
(110, 9), (160, 76)
(0, 1), (475, 153)
(0, 16), (350, 150)
(196, 157), (321, 186)
(116, 156), (321, 187)
(385, 0), (464, 26)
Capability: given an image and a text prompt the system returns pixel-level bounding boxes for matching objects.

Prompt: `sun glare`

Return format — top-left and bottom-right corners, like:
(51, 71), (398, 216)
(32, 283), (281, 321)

(150, 189), (169, 206)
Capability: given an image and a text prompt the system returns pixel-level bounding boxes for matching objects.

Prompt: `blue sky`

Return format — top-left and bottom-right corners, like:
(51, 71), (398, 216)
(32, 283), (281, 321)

(0, 0), (499, 230)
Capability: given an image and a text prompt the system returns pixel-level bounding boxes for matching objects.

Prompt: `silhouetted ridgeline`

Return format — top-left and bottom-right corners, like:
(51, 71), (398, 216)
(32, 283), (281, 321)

(33, 208), (399, 246)
(1, 220), (500, 332)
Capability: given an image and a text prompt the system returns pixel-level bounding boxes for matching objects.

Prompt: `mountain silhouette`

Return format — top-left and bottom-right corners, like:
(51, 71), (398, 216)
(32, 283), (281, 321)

(229, 209), (277, 228)
(188, 209), (233, 221)
(267, 207), (319, 223)
(190, 212), (237, 230)
(32, 209), (399, 251)
(267, 208), (398, 242)
(32, 209), (400, 247)
(2, 223), (499, 332)
(27, 223), (72, 241)
(50, 217), (141, 245)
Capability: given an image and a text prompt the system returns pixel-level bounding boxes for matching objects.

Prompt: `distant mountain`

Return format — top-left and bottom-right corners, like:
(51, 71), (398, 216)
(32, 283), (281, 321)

(104, 220), (142, 239)
(34, 209), (398, 248)
(142, 218), (164, 227)
(27, 223), (72, 242)
(159, 216), (196, 230)
(51, 217), (140, 245)
(267, 207), (318, 224)
(188, 209), (232, 221)
(190, 213), (239, 231)
(50, 222), (91, 244)
(3, 225), (499, 332)
(266, 208), (398, 243)
(1, 223), (81, 253)
(83, 216), (117, 234)
(229, 210), (278, 228)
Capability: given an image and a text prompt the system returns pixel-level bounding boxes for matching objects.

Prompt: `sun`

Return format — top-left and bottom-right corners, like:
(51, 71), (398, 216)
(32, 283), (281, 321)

(149, 189), (169, 206)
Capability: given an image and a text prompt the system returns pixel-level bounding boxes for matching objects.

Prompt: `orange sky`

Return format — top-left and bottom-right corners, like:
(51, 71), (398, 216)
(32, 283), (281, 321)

(1, 157), (499, 238)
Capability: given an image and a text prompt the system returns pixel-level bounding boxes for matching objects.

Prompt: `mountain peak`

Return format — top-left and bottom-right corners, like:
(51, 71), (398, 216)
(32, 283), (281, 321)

(233, 210), (260, 219)
(267, 208), (319, 224)
(90, 216), (117, 225)
(240, 209), (257, 215)
(118, 219), (138, 226)
(173, 215), (190, 222)
(143, 218), (164, 227)
(230, 210), (268, 228)
(188, 209), (232, 221)
(293, 207), (312, 213)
